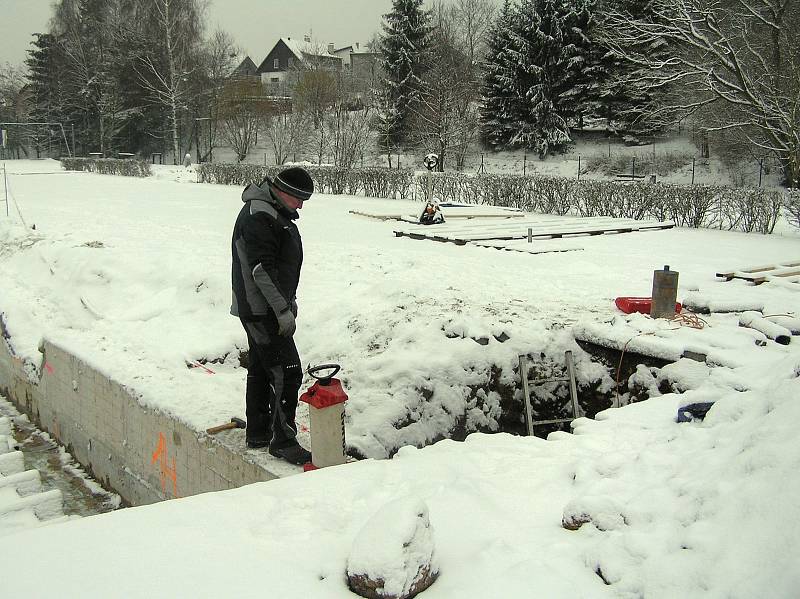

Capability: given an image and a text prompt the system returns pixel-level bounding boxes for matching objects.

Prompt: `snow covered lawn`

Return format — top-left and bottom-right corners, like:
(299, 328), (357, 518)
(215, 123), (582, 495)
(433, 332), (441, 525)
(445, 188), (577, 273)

(1, 160), (799, 597)
(1, 374), (798, 598)
(0, 160), (798, 458)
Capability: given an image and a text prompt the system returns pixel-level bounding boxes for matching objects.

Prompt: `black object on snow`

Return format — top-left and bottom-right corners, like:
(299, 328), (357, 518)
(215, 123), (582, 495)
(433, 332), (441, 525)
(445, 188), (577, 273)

(676, 401), (715, 422)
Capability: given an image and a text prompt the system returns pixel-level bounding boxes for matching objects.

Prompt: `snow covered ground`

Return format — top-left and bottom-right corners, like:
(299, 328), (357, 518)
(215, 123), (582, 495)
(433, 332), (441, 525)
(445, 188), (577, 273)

(0, 160), (798, 597)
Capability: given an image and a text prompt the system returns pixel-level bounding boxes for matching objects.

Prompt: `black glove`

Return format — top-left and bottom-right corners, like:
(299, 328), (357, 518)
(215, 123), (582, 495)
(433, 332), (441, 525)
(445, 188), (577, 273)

(277, 307), (296, 337)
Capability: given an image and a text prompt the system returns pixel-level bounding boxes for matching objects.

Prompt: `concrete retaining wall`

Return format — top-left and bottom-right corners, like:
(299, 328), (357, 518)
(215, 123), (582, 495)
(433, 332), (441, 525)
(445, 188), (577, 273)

(0, 335), (280, 506)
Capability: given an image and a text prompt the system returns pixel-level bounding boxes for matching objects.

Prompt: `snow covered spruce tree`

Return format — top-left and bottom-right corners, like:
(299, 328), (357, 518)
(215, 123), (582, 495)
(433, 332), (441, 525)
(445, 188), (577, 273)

(480, 0), (595, 157)
(480, 0), (520, 149)
(24, 33), (72, 157)
(378, 0), (433, 150)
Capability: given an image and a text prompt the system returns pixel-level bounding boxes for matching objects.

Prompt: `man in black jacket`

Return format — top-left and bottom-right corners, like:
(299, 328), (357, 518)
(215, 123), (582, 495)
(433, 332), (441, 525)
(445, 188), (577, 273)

(231, 166), (313, 465)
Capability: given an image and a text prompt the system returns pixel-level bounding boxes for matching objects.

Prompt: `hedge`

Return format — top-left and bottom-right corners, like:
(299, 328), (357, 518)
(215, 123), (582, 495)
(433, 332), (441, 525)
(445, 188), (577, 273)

(61, 157), (151, 177)
(197, 163), (415, 199)
(194, 162), (798, 234)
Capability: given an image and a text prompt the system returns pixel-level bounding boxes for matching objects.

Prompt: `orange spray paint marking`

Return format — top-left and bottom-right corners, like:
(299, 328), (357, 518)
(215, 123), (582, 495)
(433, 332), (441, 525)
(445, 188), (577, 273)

(151, 432), (179, 497)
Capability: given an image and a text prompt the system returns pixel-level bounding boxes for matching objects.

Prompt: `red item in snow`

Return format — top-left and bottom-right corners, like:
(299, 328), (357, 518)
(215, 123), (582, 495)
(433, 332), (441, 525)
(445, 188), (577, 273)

(615, 297), (682, 314)
(299, 378), (348, 409)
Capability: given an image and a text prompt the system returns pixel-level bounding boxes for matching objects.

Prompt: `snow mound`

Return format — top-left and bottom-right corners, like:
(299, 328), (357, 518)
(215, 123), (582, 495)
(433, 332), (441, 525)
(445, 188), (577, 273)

(347, 497), (439, 598)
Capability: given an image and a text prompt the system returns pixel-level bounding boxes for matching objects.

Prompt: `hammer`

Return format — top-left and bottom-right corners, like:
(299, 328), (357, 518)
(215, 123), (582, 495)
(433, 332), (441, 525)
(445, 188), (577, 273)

(206, 417), (246, 435)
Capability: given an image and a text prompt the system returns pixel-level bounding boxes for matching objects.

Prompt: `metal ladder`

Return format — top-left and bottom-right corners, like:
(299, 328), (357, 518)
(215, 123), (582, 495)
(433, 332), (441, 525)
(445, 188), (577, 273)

(518, 350), (580, 436)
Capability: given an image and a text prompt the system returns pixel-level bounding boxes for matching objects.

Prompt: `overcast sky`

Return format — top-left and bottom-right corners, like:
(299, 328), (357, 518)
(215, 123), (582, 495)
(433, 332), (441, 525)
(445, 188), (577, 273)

(0, 0), (402, 68)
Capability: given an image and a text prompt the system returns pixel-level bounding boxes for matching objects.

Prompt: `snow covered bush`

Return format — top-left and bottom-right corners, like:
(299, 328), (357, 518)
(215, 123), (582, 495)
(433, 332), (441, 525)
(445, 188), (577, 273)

(783, 190), (800, 230)
(61, 158), (151, 177)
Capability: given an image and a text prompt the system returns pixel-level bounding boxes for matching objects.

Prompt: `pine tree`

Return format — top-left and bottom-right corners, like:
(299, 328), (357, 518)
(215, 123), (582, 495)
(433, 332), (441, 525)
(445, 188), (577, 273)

(25, 33), (72, 156)
(480, 0), (520, 149)
(379, 0), (432, 148)
(480, 0), (595, 155)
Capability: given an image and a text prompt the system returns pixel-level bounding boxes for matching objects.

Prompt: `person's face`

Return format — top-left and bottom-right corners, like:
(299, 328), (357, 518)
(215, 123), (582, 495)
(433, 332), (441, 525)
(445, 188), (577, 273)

(275, 187), (304, 211)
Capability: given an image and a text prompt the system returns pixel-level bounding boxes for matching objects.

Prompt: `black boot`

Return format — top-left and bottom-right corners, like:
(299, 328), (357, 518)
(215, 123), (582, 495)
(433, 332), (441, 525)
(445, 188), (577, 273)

(269, 442), (311, 465)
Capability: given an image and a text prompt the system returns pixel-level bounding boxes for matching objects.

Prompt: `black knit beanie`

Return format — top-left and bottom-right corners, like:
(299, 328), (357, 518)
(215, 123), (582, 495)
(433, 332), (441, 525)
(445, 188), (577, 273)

(272, 167), (314, 201)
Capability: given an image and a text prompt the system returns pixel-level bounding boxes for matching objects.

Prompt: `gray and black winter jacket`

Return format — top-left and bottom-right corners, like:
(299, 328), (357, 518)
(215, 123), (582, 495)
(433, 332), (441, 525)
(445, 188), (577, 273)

(230, 180), (303, 324)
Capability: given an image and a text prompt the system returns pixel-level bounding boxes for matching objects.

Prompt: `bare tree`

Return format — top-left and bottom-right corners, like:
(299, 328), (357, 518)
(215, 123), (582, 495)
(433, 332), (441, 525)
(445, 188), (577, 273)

(265, 108), (311, 165)
(218, 78), (270, 162)
(135, 0), (205, 164)
(0, 63), (26, 107)
(329, 102), (373, 168)
(602, 0), (800, 185)
(447, 0), (496, 69)
(193, 28), (239, 162)
(412, 9), (481, 171)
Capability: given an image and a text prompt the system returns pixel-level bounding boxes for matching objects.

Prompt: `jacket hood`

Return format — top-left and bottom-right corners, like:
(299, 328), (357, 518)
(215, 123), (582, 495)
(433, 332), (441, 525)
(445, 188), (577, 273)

(241, 180), (299, 219)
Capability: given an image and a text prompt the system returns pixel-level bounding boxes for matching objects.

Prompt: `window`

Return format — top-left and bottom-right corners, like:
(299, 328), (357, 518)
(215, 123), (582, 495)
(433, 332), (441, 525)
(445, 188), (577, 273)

(271, 77), (279, 83)
(273, 58), (279, 69)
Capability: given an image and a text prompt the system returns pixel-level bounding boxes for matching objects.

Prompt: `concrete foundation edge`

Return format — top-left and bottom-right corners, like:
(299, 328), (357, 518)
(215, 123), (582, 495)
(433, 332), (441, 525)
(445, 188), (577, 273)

(0, 336), (279, 506)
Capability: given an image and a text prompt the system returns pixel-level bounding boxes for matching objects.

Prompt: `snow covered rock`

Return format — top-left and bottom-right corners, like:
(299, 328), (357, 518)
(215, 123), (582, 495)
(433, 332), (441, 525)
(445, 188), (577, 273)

(347, 498), (439, 599)
(562, 496), (626, 531)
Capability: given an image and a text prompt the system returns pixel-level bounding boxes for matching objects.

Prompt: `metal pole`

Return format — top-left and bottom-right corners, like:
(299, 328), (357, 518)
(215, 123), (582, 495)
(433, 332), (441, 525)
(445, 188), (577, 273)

(58, 124), (72, 157)
(426, 168), (432, 202)
(758, 159), (763, 187)
(3, 165), (8, 217)
(691, 158), (695, 185)
(577, 155), (581, 180)
(523, 154), (527, 176)
(519, 355), (534, 437)
(632, 157), (636, 179)
(71, 123), (75, 157)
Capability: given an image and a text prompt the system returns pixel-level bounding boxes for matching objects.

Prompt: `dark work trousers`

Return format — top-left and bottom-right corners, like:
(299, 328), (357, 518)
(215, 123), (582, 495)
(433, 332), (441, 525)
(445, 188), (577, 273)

(241, 319), (302, 448)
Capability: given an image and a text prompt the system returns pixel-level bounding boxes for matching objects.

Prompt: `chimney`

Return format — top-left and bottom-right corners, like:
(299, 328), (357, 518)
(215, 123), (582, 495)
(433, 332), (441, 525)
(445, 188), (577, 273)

(328, 42), (335, 54)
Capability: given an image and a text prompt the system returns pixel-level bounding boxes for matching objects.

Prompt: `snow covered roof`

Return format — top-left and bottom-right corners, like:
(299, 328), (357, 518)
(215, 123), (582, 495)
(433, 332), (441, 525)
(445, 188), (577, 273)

(281, 37), (337, 60)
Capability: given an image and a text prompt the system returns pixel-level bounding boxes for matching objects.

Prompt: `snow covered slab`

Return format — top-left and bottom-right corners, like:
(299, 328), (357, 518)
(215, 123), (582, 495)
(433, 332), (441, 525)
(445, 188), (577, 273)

(470, 238), (584, 255)
(393, 216), (674, 244)
(350, 202), (524, 222)
(573, 312), (793, 370)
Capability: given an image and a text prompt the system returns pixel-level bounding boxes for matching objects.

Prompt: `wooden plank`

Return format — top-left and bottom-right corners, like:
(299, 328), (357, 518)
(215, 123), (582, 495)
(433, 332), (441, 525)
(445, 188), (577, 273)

(393, 218), (671, 240)
(436, 222), (672, 243)
(716, 259), (800, 279)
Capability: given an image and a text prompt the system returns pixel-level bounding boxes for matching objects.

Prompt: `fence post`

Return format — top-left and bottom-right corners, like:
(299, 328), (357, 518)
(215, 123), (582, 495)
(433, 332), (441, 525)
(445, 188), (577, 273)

(632, 157), (636, 179)
(577, 155), (581, 180)
(3, 164), (8, 217)
(691, 158), (695, 185)
(758, 158), (763, 187)
(523, 153), (527, 176)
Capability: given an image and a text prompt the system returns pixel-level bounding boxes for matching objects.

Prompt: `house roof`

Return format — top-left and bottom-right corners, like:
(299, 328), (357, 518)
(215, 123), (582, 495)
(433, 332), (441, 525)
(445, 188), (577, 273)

(231, 56), (258, 77)
(281, 37), (337, 60)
